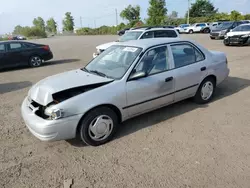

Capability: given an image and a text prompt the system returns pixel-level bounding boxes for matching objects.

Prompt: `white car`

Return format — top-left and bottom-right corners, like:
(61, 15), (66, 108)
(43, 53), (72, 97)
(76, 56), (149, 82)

(21, 38), (229, 146)
(175, 24), (190, 33)
(183, 23), (208, 34)
(93, 26), (180, 58)
(224, 23), (250, 46)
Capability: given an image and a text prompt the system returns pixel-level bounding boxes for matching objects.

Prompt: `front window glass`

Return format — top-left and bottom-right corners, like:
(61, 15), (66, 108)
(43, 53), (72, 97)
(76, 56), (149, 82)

(132, 46), (170, 75)
(84, 45), (142, 79)
(0, 44), (5, 52)
(118, 31), (143, 42)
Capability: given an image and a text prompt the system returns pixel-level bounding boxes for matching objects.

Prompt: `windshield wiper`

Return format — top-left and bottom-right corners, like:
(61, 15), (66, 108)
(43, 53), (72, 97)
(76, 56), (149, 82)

(82, 67), (89, 72)
(88, 70), (109, 78)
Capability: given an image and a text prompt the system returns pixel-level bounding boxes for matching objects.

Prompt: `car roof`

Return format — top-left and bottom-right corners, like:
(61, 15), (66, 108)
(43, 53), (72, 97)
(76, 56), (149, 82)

(116, 38), (187, 49)
(130, 27), (176, 32)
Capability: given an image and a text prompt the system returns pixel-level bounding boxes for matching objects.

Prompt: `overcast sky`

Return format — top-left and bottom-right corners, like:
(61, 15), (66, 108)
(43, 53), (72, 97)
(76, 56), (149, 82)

(0, 0), (250, 34)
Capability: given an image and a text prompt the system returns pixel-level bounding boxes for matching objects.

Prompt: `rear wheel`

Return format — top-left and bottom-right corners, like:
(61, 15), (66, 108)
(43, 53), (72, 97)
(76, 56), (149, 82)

(194, 77), (215, 104)
(29, 56), (42, 67)
(79, 107), (118, 146)
(189, 30), (194, 34)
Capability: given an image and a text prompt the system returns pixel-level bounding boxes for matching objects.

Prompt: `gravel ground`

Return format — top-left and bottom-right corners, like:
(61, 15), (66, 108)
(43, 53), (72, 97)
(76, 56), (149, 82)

(1, 34), (250, 188)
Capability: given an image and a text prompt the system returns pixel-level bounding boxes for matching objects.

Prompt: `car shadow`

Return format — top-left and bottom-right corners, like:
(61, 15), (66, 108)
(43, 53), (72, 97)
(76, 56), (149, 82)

(43, 58), (81, 66)
(0, 59), (81, 72)
(0, 81), (32, 94)
(68, 76), (250, 147)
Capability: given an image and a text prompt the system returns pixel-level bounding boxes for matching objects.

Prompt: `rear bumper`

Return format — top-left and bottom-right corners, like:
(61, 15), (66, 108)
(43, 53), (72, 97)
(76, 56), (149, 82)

(42, 52), (53, 61)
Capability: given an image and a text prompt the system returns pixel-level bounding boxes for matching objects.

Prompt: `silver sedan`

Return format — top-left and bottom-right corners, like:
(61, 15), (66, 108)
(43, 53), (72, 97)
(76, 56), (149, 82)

(21, 38), (230, 146)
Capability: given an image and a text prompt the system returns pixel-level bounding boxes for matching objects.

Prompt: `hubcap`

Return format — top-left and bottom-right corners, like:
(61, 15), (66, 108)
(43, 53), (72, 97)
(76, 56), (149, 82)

(31, 57), (41, 66)
(88, 115), (113, 141)
(201, 81), (214, 100)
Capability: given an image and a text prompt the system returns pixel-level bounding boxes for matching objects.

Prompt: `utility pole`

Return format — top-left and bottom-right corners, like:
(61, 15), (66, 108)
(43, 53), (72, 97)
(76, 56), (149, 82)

(115, 9), (118, 26)
(187, 0), (190, 24)
(94, 19), (96, 28)
(80, 16), (83, 28)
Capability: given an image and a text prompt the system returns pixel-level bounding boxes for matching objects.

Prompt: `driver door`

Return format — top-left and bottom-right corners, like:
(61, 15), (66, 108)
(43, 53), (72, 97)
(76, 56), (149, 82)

(125, 45), (175, 117)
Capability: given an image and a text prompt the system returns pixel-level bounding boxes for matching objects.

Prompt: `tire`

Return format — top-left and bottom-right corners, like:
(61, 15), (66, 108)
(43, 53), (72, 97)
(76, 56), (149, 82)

(79, 107), (118, 146)
(223, 40), (230, 46)
(194, 77), (215, 104)
(210, 37), (215, 40)
(29, 55), (42, 67)
(204, 28), (210, 33)
(189, 30), (194, 34)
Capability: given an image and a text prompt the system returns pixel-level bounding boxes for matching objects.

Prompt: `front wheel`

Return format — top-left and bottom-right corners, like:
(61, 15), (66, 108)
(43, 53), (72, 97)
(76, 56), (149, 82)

(189, 30), (194, 34)
(79, 107), (118, 146)
(194, 77), (215, 104)
(29, 56), (42, 67)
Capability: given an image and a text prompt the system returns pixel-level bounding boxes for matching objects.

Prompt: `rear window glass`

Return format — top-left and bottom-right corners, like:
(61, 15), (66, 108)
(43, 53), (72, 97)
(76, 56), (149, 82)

(10, 43), (22, 50)
(154, 30), (177, 38)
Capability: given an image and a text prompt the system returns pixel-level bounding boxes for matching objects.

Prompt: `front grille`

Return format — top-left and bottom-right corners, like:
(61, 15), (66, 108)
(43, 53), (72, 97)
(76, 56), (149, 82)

(211, 32), (219, 37)
(29, 100), (49, 119)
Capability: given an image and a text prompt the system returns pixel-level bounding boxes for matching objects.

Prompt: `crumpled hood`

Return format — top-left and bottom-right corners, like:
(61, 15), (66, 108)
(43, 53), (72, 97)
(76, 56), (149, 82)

(96, 41), (117, 50)
(29, 69), (113, 106)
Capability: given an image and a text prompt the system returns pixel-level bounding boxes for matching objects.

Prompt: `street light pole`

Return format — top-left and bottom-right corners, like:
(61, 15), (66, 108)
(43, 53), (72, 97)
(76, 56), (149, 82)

(187, 0), (190, 24)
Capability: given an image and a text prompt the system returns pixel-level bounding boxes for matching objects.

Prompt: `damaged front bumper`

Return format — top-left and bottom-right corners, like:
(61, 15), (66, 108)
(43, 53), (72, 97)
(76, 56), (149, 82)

(21, 97), (82, 141)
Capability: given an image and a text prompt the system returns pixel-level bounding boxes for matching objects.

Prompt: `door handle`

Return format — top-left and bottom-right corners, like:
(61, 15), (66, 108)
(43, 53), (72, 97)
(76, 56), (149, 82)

(201, 67), (206, 71)
(165, 77), (173, 82)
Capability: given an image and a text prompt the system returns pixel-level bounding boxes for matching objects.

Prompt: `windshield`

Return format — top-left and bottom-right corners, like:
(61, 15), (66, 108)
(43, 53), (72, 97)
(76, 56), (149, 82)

(84, 45), (142, 79)
(232, 25), (250, 32)
(118, 31), (143, 42)
(218, 22), (233, 29)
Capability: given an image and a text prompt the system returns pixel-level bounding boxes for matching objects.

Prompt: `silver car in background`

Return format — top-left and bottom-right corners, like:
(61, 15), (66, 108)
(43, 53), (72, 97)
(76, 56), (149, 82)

(21, 38), (229, 146)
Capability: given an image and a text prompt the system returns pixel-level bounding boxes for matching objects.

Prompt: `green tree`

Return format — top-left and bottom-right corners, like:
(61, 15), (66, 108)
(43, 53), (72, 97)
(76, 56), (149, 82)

(189, 0), (218, 17)
(13, 25), (23, 34)
(33, 17), (45, 31)
(63, 12), (74, 32)
(244, 14), (250, 20)
(120, 5), (141, 27)
(46, 18), (57, 33)
(230, 10), (244, 21)
(147, 0), (167, 25)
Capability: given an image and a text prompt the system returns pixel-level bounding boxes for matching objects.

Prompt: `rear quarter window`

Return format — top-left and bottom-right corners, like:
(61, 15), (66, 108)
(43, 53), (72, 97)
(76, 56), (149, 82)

(154, 30), (177, 38)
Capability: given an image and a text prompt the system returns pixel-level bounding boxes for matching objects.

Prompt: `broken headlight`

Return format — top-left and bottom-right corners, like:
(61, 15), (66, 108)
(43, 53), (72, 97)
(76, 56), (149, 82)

(45, 105), (63, 120)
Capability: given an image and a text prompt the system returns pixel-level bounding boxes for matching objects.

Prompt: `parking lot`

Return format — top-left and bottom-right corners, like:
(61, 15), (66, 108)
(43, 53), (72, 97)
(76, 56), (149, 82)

(1, 34), (250, 188)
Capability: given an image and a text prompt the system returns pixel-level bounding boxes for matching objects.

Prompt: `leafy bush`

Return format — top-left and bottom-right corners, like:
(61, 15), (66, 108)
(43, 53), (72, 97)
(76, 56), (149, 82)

(13, 26), (47, 38)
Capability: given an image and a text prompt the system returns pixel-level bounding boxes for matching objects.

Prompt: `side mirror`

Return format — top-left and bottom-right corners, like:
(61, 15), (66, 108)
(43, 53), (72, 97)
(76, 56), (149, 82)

(129, 71), (147, 81)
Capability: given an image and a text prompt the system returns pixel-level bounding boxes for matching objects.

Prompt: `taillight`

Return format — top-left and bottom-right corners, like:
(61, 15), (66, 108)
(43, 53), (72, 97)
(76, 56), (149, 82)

(43, 45), (50, 51)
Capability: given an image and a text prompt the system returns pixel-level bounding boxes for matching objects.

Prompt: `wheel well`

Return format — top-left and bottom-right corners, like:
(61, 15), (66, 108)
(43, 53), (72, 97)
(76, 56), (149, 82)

(204, 75), (217, 85)
(76, 104), (122, 134)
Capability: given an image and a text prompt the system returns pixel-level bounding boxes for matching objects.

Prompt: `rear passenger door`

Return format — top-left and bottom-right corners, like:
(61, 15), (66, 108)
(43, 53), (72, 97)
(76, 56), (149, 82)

(140, 31), (154, 39)
(6, 42), (27, 66)
(170, 43), (208, 101)
(0, 43), (8, 68)
(154, 30), (178, 38)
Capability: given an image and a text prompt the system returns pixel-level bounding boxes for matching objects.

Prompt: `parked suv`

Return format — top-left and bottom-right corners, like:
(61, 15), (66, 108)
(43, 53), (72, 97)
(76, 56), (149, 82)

(183, 23), (208, 34)
(210, 21), (248, 39)
(93, 26), (180, 58)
